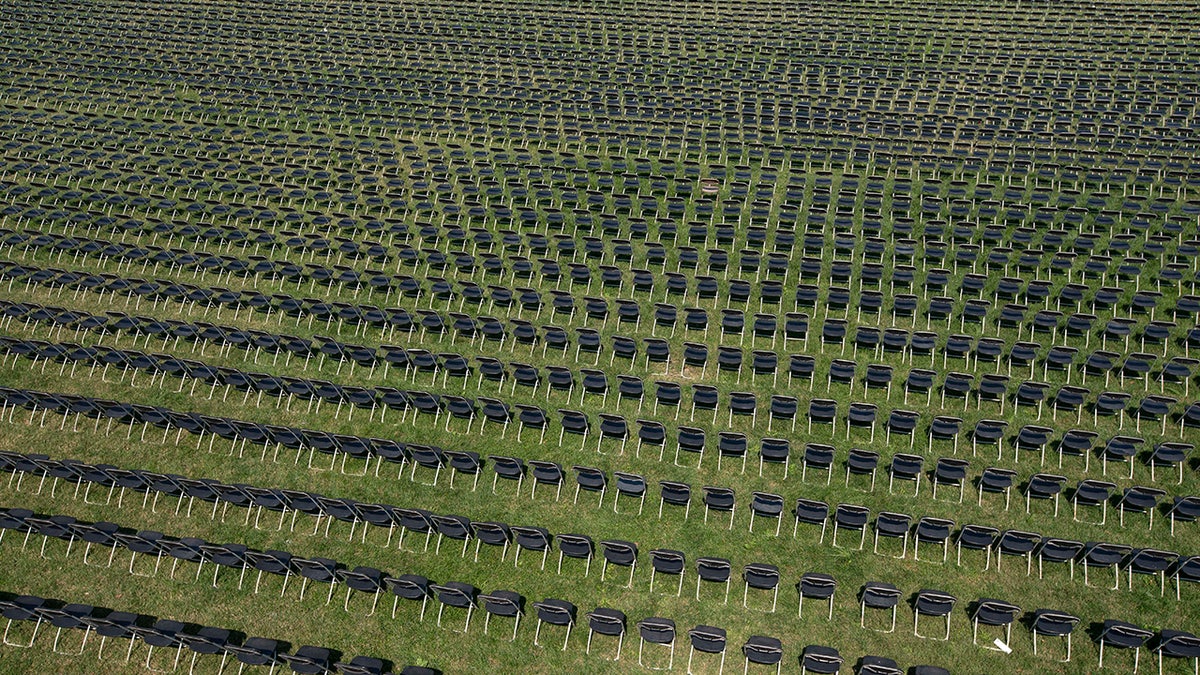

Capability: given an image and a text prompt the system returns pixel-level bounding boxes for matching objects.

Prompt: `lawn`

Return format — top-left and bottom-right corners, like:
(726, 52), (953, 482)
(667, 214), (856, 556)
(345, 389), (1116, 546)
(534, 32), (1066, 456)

(1, 0), (1199, 673)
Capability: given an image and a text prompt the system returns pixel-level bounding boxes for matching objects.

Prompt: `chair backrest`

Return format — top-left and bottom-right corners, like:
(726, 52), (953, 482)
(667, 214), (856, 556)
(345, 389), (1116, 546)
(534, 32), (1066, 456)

(638, 618), (676, 644)
(688, 625), (727, 653)
(795, 499), (829, 524)
(660, 481), (691, 504)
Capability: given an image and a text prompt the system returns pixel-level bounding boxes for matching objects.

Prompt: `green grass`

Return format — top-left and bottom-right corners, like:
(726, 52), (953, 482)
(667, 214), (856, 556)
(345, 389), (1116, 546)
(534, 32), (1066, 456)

(0, 304), (1198, 674)
(2, 0), (1200, 672)
(2, 149), (1200, 674)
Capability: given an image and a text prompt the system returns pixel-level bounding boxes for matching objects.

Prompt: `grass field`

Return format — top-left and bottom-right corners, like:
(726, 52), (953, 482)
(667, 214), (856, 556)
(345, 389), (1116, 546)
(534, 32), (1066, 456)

(2, 0), (1200, 673)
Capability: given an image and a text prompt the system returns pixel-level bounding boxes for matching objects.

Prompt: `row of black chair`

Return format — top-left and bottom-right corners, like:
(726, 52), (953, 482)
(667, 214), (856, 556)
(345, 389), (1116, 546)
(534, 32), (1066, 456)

(0, 591), (426, 675)
(5, 449), (1197, 606)
(8, 242), (1199, 402)
(5, 379), (1199, 540)
(7, 215), (1199, 331)
(0, 507), (945, 673)
(12, 216), (1200, 313)
(7, 326), (1200, 475)
(6, 505), (1196, 672)
(9, 230), (1200, 346)
(10, 299), (1199, 434)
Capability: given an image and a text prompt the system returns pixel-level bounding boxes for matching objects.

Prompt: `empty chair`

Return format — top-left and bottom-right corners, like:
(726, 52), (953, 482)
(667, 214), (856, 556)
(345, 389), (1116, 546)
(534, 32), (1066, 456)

(742, 563), (781, 612)
(596, 414), (628, 453)
(749, 492), (784, 536)
(931, 458), (969, 503)
(759, 438), (791, 478)
(928, 416), (963, 454)
(637, 617), (676, 670)
(339, 566), (385, 615)
(768, 395), (797, 432)
(912, 590), (957, 640)
(1117, 487), (1167, 529)
(139, 618), (188, 672)
(802, 444), (836, 484)
(873, 512), (912, 558)
(585, 608), (626, 660)
(716, 432), (749, 473)
(386, 575), (433, 620)
(658, 481), (691, 519)
(1032, 609), (1081, 662)
(1096, 391), (1133, 427)
(513, 405), (548, 443)
(407, 445), (447, 486)
(1103, 436), (1145, 479)
(864, 364), (893, 396)
(445, 451), (482, 491)
(1, 594), (46, 649)
(1167, 496), (1200, 536)
(789, 354), (816, 388)
(885, 410), (920, 448)
(727, 391), (756, 426)
(1012, 425), (1053, 463)
(1025, 474), (1067, 516)
(696, 557), (733, 604)
(971, 598), (1021, 649)
(800, 645), (842, 675)
(431, 582), (478, 632)
(905, 369), (936, 405)
(532, 599), (576, 650)
(488, 456), (525, 495)
(1126, 549), (1177, 596)
(1083, 542), (1134, 590)
(1037, 538), (1084, 580)
(555, 534), (595, 577)
(794, 499), (830, 541)
(888, 454), (923, 495)
(797, 573), (837, 621)
(636, 419), (667, 460)
(977, 374), (1010, 411)
(807, 399), (837, 433)
(1175, 556), (1200, 600)
(972, 419), (1008, 459)
(1058, 429), (1098, 471)
(430, 515), (472, 557)
(828, 359), (857, 390)
(512, 527), (552, 571)
(612, 472), (646, 515)
(572, 466), (607, 507)
(1072, 479), (1117, 524)
(675, 426), (706, 467)
(845, 449), (879, 491)
(995, 530), (1041, 575)
(913, 517), (955, 563)
(616, 375), (644, 410)
(857, 655), (903, 675)
(957, 525), (1000, 568)
(228, 636), (283, 673)
(529, 461), (564, 502)
(832, 504), (869, 550)
(1154, 629), (1200, 674)
(1098, 620), (1154, 671)
(702, 486), (736, 529)
(649, 549), (685, 596)
(1149, 443), (1192, 484)
(742, 635), (783, 674)
(558, 409), (590, 449)
(686, 625), (727, 674)
(859, 582), (902, 633)
(942, 372), (973, 409)
(599, 540), (638, 587)
(470, 522), (511, 563)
